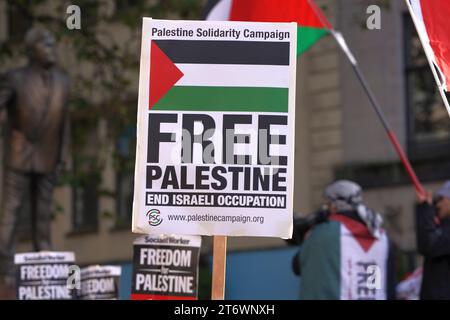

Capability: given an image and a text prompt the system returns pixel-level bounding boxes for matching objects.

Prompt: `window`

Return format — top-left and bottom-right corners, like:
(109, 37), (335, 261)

(7, 1), (32, 42)
(72, 172), (100, 231)
(70, 118), (100, 232)
(116, 171), (134, 227)
(115, 127), (136, 228)
(404, 15), (450, 159)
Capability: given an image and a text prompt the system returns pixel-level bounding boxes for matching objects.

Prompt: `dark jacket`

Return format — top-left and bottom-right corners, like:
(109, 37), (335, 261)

(416, 202), (450, 300)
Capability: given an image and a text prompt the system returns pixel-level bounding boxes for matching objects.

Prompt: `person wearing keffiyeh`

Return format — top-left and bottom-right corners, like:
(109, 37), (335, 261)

(293, 180), (396, 300)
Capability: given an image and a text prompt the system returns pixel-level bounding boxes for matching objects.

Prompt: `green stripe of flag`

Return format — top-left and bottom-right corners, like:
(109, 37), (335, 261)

(297, 26), (328, 55)
(299, 220), (341, 300)
(152, 86), (288, 112)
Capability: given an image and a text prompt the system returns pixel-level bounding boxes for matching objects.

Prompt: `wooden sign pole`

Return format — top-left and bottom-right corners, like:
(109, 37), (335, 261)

(211, 235), (227, 300)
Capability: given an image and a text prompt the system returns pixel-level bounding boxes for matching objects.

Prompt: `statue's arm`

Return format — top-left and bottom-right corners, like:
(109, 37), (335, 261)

(59, 106), (70, 167)
(53, 76), (70, 181)
(58, 77), (71, 168)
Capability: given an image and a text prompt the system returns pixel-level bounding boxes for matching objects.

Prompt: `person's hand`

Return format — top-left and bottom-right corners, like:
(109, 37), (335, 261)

(417, 190), (433, 205)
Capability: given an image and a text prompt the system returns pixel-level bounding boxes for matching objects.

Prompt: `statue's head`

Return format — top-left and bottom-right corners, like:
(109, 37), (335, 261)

(25, 27), (56, 68)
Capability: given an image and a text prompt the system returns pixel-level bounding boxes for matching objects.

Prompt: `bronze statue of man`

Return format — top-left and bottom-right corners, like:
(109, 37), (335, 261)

(0, 28), (70, 285)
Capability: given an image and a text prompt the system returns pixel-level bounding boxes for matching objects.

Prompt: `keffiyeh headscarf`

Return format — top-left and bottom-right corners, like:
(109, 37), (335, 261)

(324, 180), (384, 238)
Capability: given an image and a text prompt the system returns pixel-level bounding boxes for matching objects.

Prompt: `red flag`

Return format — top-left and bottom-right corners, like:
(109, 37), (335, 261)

(408, 0), (450, 91)
(204, 0), (331, 55)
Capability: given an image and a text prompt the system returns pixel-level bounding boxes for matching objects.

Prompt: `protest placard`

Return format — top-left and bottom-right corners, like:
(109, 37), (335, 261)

(131, 234), (201, 300)
(132, 18), (297, 238)
(79, 265), (121, 300)
(15, 251), (76, 300)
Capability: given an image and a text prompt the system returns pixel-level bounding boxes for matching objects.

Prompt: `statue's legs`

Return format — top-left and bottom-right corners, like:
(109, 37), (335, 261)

(30, 173), (54, 252)
(0, 170), (28, 284)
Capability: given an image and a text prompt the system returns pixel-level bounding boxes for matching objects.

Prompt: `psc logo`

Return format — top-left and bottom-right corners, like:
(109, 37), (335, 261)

(146, 209), (163, 226)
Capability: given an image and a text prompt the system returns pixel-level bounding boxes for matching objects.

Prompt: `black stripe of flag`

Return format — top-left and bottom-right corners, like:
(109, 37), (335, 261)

(154, 40), (290, 66)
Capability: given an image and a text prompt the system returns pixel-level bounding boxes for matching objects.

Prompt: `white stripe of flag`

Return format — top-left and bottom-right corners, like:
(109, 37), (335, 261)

(175, 64), (290, 88)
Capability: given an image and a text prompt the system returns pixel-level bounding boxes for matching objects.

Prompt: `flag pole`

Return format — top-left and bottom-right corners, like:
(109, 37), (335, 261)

(308, 0), (426, 198)
(404, 0), (450, 119)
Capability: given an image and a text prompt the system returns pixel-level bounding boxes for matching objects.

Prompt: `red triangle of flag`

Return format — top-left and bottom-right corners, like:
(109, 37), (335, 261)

(149, 41), (184, 109)
(330, 214), (377, 252)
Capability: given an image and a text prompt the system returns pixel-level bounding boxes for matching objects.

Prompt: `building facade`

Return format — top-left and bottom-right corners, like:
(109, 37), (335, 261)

(0, 0), (449, 299)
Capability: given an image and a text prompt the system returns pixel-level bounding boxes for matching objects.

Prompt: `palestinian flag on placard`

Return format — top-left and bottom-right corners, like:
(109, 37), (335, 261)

(204, 0), (331, 55)
(407, 0), (450, 91)
(149, 39), (290, 111)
